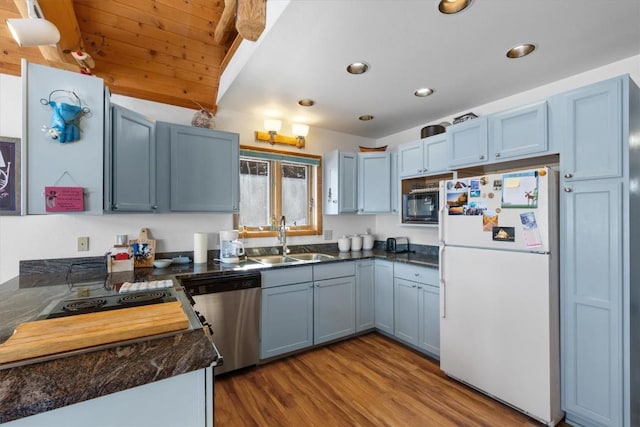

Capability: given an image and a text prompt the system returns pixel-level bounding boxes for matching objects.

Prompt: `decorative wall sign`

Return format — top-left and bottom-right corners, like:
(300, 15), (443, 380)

(44, 186), (84, 212)
(0, 137), (20, 215)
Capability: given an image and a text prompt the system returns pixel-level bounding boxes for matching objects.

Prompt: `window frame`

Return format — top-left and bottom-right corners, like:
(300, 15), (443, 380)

(234, 145), (323, 239)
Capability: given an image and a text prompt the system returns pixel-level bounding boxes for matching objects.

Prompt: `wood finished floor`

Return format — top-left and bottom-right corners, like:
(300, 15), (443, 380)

(215, 333), (568, 427)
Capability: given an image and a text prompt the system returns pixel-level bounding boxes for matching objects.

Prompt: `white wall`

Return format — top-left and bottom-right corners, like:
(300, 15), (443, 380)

(1, 54), (639, 281)
(374, 54), (640, 246)
(0, 80), (375, 282)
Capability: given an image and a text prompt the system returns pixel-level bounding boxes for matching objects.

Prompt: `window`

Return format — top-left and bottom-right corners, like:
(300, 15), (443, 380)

(235, 146), (322, 238)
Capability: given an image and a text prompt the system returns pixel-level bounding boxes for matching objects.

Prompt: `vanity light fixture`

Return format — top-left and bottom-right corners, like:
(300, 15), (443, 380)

(255, 119), (308, 149)
(438, 0), (472, 14)
(506, 43), (536, 59)
(6, 0), (60, 47)
(414, 88), (434, 97)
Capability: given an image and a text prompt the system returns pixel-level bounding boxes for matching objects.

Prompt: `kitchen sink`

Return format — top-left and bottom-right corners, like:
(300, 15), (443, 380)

(249, 253), (335, 266)
(249, 255), (301, 266)
(289, 253), (335, 262)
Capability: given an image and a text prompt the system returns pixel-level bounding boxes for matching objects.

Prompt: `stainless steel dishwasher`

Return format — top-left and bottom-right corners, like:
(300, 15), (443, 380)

(181, 271), (261, 376)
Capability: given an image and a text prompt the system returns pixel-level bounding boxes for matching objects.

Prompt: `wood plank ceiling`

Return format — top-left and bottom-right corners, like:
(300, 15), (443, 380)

(0, 0), (264, 112)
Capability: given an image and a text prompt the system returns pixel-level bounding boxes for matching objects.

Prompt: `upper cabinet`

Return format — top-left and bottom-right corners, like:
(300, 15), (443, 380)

(357, 151), (396, 214)
(156, 122), (239, 212)
(105, 104), (156, 212)
(398, 134), (447, 178)
(556, 77), (623, 181)
(447, 117), (489, 168)
(323, 150), (357, 214)
(489, 101), (548, 161)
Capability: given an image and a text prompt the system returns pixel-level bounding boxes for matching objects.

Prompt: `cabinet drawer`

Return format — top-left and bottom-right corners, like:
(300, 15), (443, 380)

(394, 263), (438, 286)
(261, 266), (314, 288)
(313, 261), (356, 280)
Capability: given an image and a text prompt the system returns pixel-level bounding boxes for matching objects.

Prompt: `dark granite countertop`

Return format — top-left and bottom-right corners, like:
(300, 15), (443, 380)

(0, 243), (438, 423)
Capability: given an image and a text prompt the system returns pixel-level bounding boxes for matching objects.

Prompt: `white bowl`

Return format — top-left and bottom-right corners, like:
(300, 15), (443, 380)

(153, 259), (172, 268)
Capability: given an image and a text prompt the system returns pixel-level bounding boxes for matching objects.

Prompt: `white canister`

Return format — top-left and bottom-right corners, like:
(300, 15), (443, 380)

(351, 234), (363, 251)
(362, 232), (374, 250)
(338, 235), (351, 252)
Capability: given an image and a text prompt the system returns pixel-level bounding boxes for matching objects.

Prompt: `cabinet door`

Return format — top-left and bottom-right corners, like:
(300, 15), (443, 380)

(447, 117), (489, 168)
(423, 134), (448, 174)
(393, 278), (418, 346)
(398, 141), (424, 178)
(168, 125), (239, 212)
(109, 105), (156, 212)
(355, 260), (375, 332)
(358, 152), (391, 213)
(323, 150), (339, 215)
(490, 101), (548, 161)
(560, 77), (623, 181)
(374, 260), (394, 334)
(314, 276), (356, 344)
(561, 179), (623, 426)
(339, 152), (358, 213)
(261, 282), (314, 359)
(418, 284), (440, 358)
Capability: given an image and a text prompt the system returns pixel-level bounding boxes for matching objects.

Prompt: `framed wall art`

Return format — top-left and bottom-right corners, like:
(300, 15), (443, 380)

(0, 137), (21, 215)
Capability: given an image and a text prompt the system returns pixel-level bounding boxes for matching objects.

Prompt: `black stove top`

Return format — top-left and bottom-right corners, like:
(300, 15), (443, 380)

(37, 289), (178, 320)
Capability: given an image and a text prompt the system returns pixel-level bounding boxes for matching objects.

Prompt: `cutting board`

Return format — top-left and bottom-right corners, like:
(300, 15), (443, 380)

(0, 301), (189, 364)
(129, 228), (156, 268)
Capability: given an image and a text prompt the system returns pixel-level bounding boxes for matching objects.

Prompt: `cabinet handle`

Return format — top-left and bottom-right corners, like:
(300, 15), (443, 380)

(479, 155), (485, 160)
(564, 173), (573, 179)
(495, 152), (501, 158)
(412, 284), (417, 288)
(414, 272), (420, 277)
(113, 205), (118, 210)
(417, 285), (422, 289)
(152, 205), (158, 210)
(309, 284), (314, 288)
(564, 187), (573, 192)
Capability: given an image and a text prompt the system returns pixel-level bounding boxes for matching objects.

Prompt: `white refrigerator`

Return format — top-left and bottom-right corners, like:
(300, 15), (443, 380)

(438, 167), (563, 426)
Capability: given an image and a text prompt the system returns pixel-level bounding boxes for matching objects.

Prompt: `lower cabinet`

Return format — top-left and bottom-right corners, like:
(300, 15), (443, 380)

(355, 259), (375, 332)
(393, 263), (440, 358)
(260, 263), (355, 359)
(374, 259), (394, 334)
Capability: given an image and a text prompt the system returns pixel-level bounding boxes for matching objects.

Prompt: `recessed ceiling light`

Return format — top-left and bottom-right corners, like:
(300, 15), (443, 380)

(359, 115), (374, 121)
(414, 88), (434, 97)
(438, 0), (472, 14)
(506, 43), (536, 59)
(346, 62), (370, 75)
(298, 98), (315, 107)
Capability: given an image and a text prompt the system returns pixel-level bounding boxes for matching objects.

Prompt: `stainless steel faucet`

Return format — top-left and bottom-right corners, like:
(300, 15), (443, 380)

(278, 215), (288, 254)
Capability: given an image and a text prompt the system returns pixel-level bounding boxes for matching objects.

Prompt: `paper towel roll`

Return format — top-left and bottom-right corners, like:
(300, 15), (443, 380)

(194, 232), (208, 264)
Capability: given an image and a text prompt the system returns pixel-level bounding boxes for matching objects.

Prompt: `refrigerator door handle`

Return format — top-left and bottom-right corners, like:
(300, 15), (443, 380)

(439, 245), (446, 318)
(438, 182), (445, 244)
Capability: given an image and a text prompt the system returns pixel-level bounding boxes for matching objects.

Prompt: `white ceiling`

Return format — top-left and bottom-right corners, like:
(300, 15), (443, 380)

(217, 0), (640, 139)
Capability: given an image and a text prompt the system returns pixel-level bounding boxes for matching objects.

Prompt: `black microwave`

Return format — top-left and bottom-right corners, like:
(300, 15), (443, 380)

(402, 185), (440, 224)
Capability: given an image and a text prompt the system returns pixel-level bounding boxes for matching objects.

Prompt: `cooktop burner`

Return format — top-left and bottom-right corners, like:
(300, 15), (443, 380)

(39, 288), (178, 320)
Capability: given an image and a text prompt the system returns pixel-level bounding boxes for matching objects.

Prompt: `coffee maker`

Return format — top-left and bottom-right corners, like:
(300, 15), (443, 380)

(219, 230), (245, 263)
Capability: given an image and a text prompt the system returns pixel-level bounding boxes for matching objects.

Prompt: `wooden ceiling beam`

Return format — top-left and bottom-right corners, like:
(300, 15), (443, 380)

(236, 0), (265, 42)
(214, 0), (236, 45)
(11, 0), (81, 68)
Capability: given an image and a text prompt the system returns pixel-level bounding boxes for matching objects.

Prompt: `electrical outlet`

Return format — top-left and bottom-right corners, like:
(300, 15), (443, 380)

(324, 230), (333, 240)
(77, 236), (89, 252)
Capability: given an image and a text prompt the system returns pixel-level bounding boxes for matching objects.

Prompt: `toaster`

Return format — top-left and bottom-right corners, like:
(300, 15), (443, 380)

(386, 237), (409, 253)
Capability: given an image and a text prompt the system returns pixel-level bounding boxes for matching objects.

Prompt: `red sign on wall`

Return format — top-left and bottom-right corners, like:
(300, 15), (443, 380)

(44, 186), (84, 212)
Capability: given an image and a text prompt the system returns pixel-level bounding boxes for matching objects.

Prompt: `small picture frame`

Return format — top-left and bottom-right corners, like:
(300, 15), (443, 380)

(0, 137), (21, 215)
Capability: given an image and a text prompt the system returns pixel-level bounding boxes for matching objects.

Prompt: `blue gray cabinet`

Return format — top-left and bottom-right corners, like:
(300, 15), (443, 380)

(559, 74), (639, 427)
(355, 259), (375, 332)
(447, 117), (489, 168)
(393, 262), (440, 358)
(313, 262), (356, 345)
(357, 152), (393, 213)
(155, 122), (239, 212)
(374, 259), (394, 334)
(398, 134), (448, 178)
(260, 266), (314, 359)
(105, 104), (156, 212)
(489, 100), (548, 161)
(323, 150), (357, 214)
